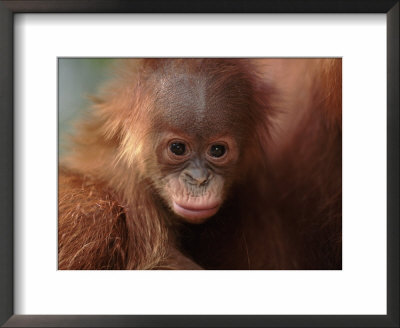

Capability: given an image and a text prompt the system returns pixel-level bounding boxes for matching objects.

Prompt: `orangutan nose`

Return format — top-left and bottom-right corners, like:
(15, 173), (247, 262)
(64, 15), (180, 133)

(183, 168), (210, 186)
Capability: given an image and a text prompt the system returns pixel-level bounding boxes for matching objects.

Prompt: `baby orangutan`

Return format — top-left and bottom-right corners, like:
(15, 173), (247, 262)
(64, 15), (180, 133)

(59, 58), (342, 270)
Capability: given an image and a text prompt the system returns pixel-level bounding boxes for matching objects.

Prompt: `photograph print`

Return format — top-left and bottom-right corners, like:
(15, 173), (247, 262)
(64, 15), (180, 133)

(58, 58), (342, 270)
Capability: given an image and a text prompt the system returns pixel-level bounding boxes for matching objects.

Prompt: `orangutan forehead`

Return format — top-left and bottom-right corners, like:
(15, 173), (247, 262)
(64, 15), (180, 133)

(151, 74), (250, 137)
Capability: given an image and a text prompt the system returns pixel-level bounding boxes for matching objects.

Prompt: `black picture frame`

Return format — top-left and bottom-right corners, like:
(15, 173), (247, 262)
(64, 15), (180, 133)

(0, 1), (398, 327)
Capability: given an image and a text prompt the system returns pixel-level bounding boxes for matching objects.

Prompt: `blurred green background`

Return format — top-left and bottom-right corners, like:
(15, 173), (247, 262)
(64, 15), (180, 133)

(58, 58), (115, 155)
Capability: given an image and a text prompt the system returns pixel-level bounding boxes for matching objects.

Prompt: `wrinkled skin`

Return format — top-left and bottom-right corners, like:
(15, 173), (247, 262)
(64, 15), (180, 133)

(156, 132), (238, 223)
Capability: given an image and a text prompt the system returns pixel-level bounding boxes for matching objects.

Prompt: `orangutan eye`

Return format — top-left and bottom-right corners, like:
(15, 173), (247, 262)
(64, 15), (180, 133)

(209, 144), (226, 158)
(170, 142), (186, 156)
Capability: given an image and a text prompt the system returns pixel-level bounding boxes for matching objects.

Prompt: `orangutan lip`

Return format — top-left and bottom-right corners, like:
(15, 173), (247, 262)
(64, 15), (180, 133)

(174, 202), (220, 212)
(172, 201), (220, 219)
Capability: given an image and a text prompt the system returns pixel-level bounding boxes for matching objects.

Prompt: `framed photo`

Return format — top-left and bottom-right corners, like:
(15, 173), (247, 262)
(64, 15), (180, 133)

(0, 1), (398, 327)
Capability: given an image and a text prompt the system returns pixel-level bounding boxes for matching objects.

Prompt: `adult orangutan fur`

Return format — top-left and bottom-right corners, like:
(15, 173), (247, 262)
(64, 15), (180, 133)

(58, 58), (342, 270)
